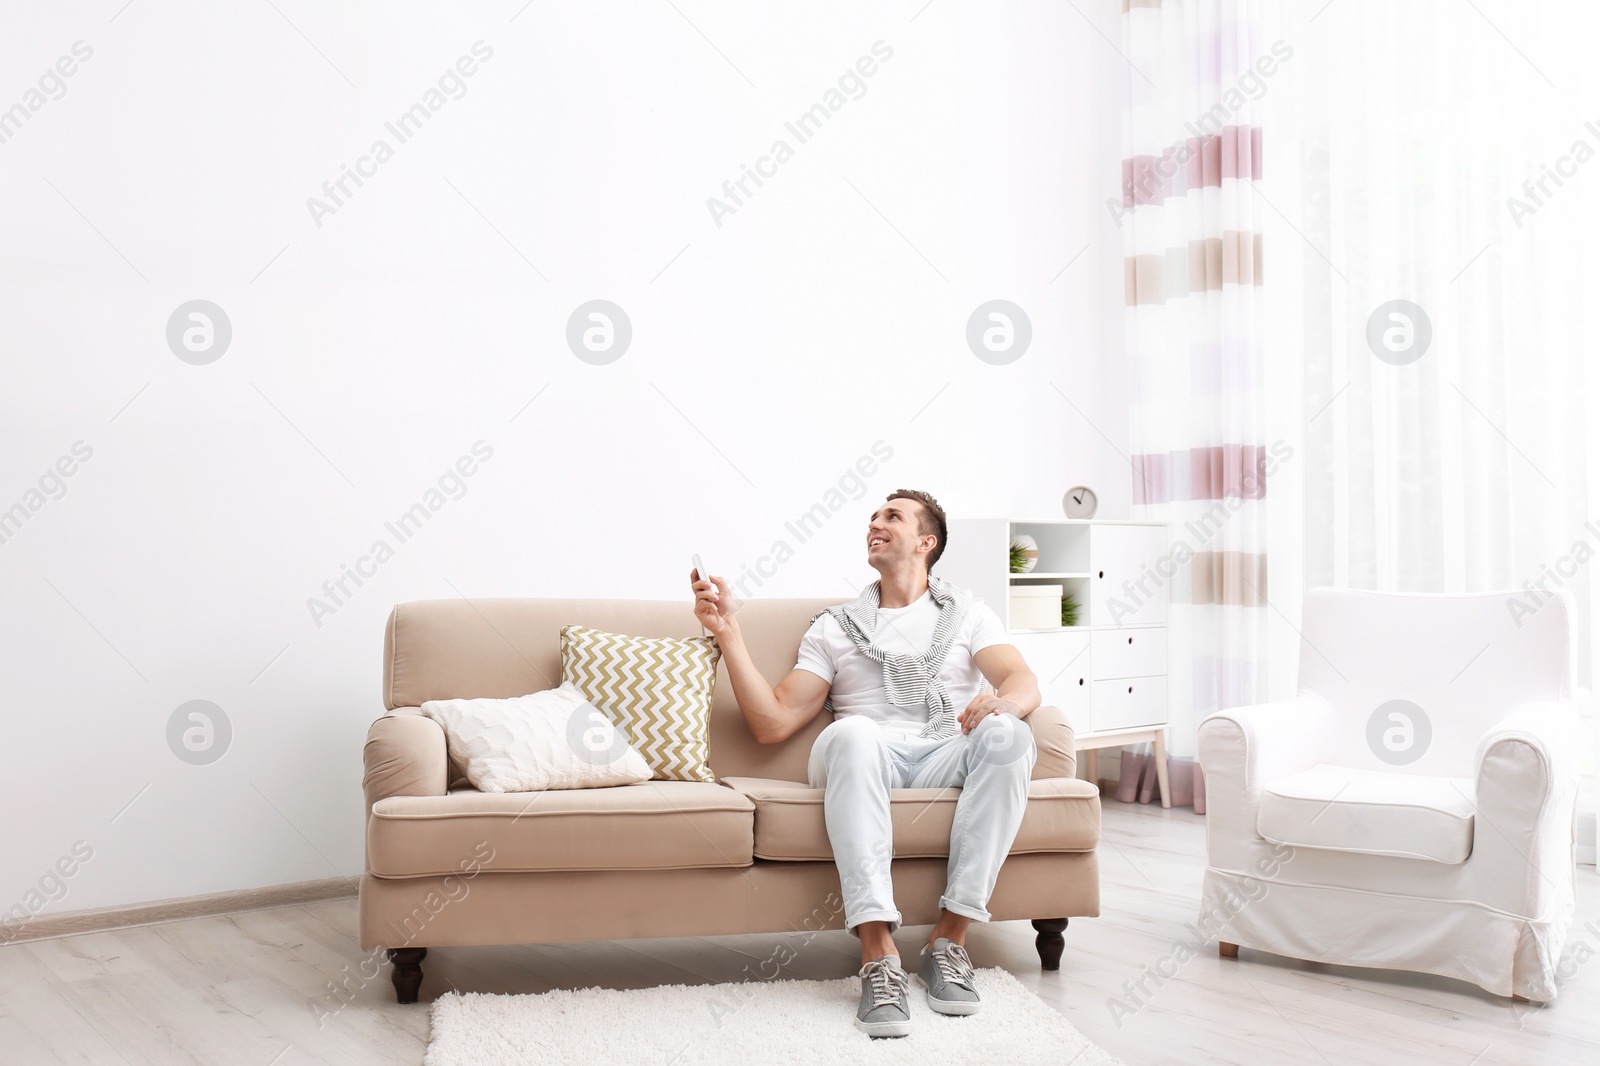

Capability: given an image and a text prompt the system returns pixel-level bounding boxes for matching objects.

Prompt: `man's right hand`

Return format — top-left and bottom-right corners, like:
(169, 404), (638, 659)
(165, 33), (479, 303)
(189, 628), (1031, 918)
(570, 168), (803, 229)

(690, 569), (830, 744)
(692, 569), (738, 641)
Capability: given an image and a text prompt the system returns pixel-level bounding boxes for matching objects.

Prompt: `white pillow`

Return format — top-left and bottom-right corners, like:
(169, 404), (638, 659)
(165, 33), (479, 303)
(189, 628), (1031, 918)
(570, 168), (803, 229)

(420, 682), (653, 793)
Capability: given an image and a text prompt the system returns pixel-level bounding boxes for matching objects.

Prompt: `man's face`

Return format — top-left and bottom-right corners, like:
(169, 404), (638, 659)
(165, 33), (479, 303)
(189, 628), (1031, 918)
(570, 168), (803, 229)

(866, 498), (930, 570)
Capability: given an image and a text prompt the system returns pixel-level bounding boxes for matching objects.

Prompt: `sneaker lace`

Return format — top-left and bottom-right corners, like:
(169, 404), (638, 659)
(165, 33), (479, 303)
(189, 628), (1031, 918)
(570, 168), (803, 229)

(932, 943), (976, 987)
(859, 958), (910, 1008)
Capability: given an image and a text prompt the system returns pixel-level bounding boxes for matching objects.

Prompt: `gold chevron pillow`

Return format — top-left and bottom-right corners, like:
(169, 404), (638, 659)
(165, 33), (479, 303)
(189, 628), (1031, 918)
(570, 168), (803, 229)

(559, 625), (722, 783)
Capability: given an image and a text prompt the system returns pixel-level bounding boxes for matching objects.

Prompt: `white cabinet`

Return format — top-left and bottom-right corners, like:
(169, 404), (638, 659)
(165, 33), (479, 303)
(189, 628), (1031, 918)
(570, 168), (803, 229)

(1088, 524), (1168, 627)
(943, 518), (1170, 798)
(1011, 631), (1092, 735)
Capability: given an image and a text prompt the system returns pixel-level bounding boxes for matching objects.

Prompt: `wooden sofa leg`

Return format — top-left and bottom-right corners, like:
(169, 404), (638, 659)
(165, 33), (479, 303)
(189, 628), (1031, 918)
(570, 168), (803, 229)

(1218, 941), (1238, 958)
(388, 947), (427, 1003)
(1032, 918), (1069, 970)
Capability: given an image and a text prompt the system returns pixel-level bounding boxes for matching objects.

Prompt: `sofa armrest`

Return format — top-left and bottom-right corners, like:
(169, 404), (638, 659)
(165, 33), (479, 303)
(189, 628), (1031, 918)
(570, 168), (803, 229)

(1470, 695), (1588, 914)
(363, 707), (449, 810)
(1196, 694), (1338, 868)
(1027, 704), (1076, 780)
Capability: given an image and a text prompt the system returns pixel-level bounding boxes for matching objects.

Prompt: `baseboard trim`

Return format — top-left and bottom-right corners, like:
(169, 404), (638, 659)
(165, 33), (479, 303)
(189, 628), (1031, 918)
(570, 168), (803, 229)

(0, 876), (357, 946)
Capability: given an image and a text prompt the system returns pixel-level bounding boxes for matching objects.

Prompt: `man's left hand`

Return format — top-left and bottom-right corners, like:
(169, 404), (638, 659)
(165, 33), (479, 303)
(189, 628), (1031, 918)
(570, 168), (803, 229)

(959, 693), (1021, 734)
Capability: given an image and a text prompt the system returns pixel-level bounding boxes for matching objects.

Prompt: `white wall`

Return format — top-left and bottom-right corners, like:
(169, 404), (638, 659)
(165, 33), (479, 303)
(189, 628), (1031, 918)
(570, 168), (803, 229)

(0, 1), (1129, 915)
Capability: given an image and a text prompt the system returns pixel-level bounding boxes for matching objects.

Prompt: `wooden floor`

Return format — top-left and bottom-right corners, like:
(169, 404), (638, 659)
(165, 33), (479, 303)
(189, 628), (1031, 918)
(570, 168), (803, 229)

(3, 801), (1597, 1065)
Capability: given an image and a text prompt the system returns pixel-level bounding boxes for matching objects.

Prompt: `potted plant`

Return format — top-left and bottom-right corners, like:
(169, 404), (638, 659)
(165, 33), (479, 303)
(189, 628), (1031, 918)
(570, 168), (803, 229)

(1009, 536), (1038, 574)
(1061, 596), (1080, 627)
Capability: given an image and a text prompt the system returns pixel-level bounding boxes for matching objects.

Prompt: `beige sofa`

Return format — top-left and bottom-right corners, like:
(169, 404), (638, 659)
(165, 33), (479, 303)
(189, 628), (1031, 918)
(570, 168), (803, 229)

(360, 596), (1102, 1002)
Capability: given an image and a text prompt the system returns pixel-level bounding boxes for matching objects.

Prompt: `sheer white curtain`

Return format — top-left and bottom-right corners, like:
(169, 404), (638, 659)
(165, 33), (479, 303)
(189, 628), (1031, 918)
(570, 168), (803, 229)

(1262, 1), (1599, 824)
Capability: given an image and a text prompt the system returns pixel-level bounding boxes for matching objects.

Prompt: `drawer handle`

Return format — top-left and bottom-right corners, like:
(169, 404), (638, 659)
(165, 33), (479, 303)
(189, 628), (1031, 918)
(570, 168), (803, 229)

(1127, 637), (1133, 645)
(1128, 685), (1133, 693)
(1078, 678), (1084, 686)
(1098, 570), (1105, 578)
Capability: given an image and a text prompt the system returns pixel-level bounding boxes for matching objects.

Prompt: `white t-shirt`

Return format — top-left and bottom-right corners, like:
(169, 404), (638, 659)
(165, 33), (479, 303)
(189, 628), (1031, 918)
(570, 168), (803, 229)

(794, 589), (1009, 736)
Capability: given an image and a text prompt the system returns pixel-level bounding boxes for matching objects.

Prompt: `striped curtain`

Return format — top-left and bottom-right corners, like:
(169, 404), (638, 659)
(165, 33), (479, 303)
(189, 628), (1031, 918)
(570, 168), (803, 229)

(1120, 0), (1270, 768)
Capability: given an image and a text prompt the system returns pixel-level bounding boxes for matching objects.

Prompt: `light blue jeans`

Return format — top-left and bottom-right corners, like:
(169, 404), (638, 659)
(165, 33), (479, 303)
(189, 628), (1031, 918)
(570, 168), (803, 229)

(805, 712), (1037, 935)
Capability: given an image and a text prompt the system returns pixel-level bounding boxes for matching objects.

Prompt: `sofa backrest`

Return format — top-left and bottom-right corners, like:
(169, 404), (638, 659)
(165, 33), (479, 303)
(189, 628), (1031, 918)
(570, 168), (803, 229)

(1297, 586), (1576, 774)
(384, 596), (840, 783)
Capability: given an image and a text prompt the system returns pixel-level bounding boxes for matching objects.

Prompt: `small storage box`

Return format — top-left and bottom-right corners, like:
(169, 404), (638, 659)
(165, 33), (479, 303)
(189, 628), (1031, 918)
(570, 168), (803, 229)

(1009, 584), (1063, 629)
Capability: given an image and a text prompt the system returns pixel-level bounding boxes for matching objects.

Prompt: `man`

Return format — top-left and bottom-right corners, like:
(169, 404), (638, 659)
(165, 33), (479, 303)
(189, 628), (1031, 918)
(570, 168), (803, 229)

(691, 489), (1040, 1038)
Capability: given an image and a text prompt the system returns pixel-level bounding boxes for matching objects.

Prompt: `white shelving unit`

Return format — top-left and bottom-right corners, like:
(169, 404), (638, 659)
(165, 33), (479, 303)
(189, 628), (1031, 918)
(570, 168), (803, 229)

(939, 517), (1173, 806)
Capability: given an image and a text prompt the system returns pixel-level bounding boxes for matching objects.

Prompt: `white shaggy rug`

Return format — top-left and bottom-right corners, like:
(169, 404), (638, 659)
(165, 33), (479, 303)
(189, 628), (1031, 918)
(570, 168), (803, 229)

(424, 966), (1123, 1065)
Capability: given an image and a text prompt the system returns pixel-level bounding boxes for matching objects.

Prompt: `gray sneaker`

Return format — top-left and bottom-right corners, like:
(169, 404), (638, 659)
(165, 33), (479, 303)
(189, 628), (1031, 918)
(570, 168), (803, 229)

(919, 937), (980, 1015)
(856, 954), (912, 1038)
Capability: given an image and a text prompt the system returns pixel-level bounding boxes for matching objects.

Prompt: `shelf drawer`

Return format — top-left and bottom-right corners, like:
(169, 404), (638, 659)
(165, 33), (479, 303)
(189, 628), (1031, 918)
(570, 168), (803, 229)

(1091, 676), (1167, 732)
(1092, 628), (1167, 680)
(1009, 631), (1092, 736)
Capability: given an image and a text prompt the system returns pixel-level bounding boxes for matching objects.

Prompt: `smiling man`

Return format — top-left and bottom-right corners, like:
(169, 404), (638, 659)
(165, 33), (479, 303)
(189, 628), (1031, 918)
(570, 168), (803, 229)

(691, 489), (1041, 1038)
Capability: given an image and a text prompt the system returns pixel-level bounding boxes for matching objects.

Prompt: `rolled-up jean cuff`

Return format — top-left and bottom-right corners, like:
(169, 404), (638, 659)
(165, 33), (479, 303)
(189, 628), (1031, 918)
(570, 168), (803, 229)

(938, 896), (990, 923)
(845, 908), (902, 936)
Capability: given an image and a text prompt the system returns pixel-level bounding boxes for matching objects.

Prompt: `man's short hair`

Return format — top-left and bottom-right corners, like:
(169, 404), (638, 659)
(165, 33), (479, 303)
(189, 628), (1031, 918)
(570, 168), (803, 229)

(886, 489), (948, 570)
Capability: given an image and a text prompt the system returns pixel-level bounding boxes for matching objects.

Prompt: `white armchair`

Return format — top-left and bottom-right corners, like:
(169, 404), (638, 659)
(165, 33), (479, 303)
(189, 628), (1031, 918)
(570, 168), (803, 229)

(1197, 587), (1588, 1002)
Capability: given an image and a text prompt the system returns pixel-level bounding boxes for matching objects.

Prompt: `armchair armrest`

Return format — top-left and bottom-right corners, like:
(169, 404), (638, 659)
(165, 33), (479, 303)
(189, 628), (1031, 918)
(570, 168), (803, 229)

(1026, 704), (1076, 780)
(1475, 696), (1587, 790)
(1197, 693), (1339, 791)
(1469, 694), (1589, 915)
(1196, 694), (1338, 868)
(363, 707), (449, 810)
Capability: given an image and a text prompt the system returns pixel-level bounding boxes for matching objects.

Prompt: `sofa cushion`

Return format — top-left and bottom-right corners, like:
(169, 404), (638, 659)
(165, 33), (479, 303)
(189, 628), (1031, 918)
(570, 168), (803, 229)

(420, 683), (653, 793)
(1257, 764), (1475, 864)
(720, 776), (1101, 861)
(367, 780), (754, 877)
(561, 625), (721, 783)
